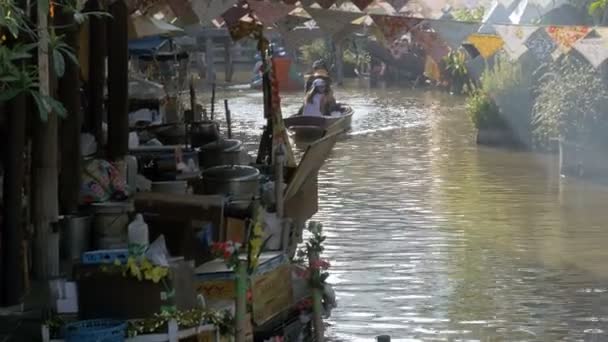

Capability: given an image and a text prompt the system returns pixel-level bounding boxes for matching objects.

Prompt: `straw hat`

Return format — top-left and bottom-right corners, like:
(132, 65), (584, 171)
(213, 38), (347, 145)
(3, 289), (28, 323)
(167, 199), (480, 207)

(312, 69), (330, 79)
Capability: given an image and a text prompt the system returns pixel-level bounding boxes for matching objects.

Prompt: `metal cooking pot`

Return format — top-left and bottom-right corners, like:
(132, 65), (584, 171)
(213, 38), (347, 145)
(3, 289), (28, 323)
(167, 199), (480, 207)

(190, 120), (220, 147)
(202, 165), (260, 200)
(199, 139), (243, 169)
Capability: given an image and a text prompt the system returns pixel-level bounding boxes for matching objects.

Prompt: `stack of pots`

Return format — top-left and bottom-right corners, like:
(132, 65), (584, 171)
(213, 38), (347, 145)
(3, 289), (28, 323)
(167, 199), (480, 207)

(190, 120), (220, 148)
(200, 165), (260, 210)
(199, 139), (244, 169)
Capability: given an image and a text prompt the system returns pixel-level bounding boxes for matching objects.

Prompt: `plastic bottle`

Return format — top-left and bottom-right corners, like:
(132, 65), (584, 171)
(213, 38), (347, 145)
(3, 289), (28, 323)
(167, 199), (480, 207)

(128, 214), (149, 258)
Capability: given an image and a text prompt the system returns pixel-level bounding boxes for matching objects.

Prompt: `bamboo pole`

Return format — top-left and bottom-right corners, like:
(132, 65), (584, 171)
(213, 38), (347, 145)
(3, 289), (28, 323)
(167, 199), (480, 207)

(85, 0), (106, 149)
(106, 0), (129, 161)
(235, 259), (248, 342)
(188, 75), (196, 123)
(1, 94), (26, 305)
(210, 82), (216, 121)
(223, 99), (231, 139)
(57, 1), (82, 214)
(274, 144), (289, 251)
(32, 0), (59, 279)
(224, 40), (234, 83)
(205, 36), (215, 85)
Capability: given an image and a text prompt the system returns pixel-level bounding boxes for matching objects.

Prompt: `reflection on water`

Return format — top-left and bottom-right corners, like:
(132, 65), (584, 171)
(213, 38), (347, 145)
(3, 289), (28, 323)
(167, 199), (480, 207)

(215, 85), (608, 341)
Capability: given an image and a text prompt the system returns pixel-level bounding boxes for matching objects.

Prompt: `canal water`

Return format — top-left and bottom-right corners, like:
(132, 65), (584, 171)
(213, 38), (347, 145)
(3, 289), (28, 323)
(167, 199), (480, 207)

(217, 85), (608, 341)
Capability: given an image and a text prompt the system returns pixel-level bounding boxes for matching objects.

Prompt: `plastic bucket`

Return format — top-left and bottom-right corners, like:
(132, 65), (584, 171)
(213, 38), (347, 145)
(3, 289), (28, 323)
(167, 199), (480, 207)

(91, 202), (132, 249)
(60, 215), (92, 261)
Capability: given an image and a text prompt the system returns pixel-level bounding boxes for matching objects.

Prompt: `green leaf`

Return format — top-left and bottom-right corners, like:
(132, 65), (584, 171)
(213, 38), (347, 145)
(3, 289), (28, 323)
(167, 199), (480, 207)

(58, 47), (79, 66)
(43, 95), (68, 118)
(0, 88), (21, 102)
(31, 92), (49, 122)
(52, 49), (65, 77)
(0, 73), (19, 82)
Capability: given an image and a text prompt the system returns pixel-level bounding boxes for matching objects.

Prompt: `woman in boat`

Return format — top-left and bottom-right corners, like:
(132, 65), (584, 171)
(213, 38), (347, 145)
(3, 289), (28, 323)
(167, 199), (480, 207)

(305, 59), (332, 92)
(300, 78), (337, 117)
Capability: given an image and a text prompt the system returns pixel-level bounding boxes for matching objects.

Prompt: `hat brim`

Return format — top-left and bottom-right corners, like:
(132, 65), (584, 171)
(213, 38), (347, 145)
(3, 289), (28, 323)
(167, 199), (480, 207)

(312, 70), (329, 78)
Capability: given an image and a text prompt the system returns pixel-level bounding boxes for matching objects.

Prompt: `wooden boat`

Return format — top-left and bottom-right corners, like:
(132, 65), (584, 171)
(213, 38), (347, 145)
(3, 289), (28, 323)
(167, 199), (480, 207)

(283, 106), (353, 141)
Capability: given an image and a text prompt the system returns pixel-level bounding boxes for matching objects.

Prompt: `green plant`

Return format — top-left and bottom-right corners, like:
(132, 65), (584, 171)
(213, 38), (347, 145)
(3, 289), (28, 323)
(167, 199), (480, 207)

(452, 6), (485, 22)
(0, 44), (66, 120)
(466, 87), (504, 130)
(478, 53), (534, 144)
(443, 50), (470, 94)
(0, 0), (109, 120)
(532, 56), (608, 145)
(588, 0), (608, 15)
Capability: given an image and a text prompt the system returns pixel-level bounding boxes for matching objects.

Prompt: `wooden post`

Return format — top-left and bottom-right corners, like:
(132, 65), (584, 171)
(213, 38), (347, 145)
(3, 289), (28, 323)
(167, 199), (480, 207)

(334, 40), (344, 86)
(224, 99), (232, 139)
(1, 94), (26, 306)
(310, 251), (324, 342)
(57, 1), (82, 214)
(205, 35), (215, 85)
(235, 259), (248, 342)
(32, 0), (60, 279)
(187, 76), (196, 123)
(274, 144), (288, 250)
(106, 0), (128, 161)
(85, 0), (106, 149)
(210, 83), (216, 120)
(224, 40), (234, 83)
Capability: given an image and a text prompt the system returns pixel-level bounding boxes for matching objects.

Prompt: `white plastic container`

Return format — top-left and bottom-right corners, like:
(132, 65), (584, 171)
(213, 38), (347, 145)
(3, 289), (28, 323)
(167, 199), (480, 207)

(128, 213), (149, 257)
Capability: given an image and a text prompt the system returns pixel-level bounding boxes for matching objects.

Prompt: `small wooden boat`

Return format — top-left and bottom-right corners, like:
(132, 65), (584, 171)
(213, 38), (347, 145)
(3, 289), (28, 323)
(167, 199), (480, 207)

(284, 106), (353, 141)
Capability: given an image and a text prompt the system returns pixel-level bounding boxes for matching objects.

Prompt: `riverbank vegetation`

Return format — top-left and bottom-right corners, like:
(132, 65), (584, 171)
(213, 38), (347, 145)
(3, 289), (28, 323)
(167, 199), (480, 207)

(532, 57), (608, 149)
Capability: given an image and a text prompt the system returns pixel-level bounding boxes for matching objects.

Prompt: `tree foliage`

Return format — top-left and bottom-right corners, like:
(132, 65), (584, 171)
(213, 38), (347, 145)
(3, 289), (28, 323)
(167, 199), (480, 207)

(0, 0), (108, 120)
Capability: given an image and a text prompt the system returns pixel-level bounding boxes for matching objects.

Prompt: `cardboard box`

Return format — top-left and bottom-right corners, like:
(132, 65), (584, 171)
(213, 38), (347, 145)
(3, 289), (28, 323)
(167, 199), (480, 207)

(195, 253), (293, 326)
(224, 217), (247, 244)
(251, 264), (292, 325)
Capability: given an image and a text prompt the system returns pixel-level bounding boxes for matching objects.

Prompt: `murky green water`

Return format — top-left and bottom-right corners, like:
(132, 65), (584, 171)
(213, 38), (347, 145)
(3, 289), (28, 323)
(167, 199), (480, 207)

(216, 85), (608, 341)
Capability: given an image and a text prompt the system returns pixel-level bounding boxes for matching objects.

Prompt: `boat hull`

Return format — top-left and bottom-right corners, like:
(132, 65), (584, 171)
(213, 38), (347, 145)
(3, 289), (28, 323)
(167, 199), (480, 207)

(284, 107), (353, 141)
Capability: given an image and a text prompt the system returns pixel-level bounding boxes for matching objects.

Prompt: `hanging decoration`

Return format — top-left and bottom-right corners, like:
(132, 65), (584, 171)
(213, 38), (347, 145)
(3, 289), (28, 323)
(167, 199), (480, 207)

(411, 29), (450, 63)
(221, 1), (250, 26)
(494, 24), (537, 60)
(370, 14), (423, 57)
(524, 29), (557, 62)
(466, 34), (504, 59)
(429, 20), (480, 50)
(573, 37), (608, 69)
(227, 16), (263, 41)
(268, 50), (296, 168)
(545, 26), (590, 54)
(384, 0), (409, 13)
(276, 14), (311, 32)
(165, 0), (199, 25)
(192, 0), (239, 26)
(246, 0), (295, 26)
(306, 7), (364, 40)
(351, 0), (372, 11)
(315, 0), (335, 9)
